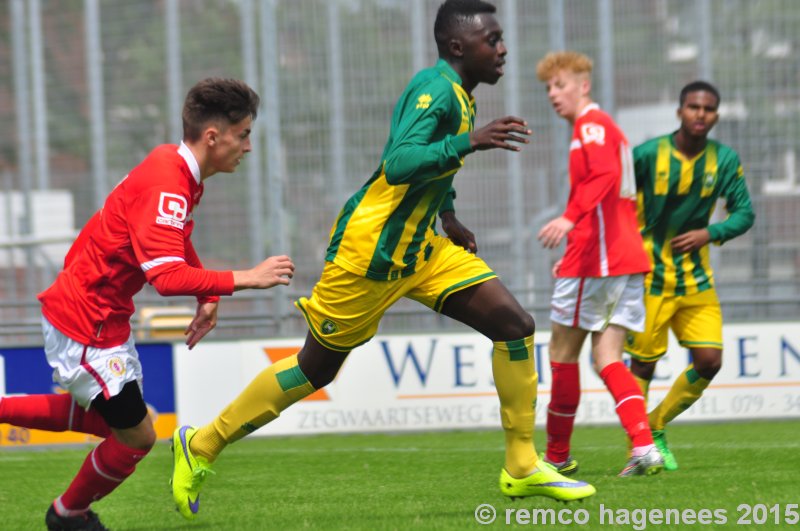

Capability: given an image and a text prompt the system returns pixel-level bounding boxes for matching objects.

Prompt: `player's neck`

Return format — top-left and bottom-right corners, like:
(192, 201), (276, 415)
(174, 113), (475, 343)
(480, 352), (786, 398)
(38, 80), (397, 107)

(184, 141), (214, 181)
(569, 98), (595, 124)
(439, 55), (479, 95)
(449, 64), (476, 95)
(673, 130), (708, 159)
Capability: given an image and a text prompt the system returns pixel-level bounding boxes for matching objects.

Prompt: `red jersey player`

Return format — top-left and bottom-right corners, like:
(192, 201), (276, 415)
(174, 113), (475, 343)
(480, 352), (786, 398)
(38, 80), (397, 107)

(0, 78), (294, 531)
(536, 51), (663, 477)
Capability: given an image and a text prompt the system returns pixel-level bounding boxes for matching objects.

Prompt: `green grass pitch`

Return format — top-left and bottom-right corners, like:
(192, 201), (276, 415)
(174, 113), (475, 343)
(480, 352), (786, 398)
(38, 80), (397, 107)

(1, 419), (798, 530)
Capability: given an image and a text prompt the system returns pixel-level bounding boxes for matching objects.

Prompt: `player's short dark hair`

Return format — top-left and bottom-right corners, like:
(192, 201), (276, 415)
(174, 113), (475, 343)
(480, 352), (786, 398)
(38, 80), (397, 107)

(182, 78), (260, 142)
(679, 80), (721, 108)
(434, 0), (496, 54)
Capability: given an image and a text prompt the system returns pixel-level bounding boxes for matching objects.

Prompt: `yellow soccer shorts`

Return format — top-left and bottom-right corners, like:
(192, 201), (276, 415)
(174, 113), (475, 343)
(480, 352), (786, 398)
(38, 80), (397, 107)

(625, 287), (723, 362)
(295, 235), (497, 352)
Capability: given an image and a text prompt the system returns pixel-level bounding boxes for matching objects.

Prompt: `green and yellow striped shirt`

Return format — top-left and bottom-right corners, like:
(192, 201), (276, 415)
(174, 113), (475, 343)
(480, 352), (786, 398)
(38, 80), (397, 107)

(634, 134), (755, 296)
(326, 59), (474, 280)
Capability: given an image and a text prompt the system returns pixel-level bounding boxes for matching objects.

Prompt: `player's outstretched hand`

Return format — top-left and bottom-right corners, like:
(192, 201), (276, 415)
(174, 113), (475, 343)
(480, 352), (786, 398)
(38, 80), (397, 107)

(233, 255), (295, 290)
(538, 216), (575, 249)
(551, 257), (563, 278)
(185, 301), (219, 349)
(441, 211), (477, 253)
(470, 116), (531, 152)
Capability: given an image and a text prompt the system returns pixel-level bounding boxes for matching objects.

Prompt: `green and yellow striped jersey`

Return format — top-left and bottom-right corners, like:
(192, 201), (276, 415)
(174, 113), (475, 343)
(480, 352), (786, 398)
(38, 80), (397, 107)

(634, 133), (755, 296)
(325, 59), (474, 280)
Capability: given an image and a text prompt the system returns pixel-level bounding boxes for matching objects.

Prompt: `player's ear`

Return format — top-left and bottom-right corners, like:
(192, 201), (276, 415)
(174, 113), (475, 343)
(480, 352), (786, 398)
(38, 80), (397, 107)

(580, 75), (592, 97)
(448, 37), (464, 59)
(204, 126), (219, 147)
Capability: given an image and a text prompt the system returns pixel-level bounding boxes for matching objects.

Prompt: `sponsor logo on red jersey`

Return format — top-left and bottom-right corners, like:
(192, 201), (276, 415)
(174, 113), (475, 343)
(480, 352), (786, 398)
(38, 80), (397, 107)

(580, 122), (606, 145)
(156, 193), (188, 229)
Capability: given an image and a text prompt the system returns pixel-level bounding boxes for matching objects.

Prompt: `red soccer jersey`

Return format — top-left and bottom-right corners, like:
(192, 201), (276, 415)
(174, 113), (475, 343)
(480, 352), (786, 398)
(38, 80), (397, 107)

(39, 143), (235, 347)
(558, 104), (650, 278)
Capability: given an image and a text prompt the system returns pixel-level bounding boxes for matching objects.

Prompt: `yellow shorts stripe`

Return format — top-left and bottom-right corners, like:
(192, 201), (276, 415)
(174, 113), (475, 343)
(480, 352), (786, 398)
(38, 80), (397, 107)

(679, 339), (723, 349)
(433, 272), (496, 312)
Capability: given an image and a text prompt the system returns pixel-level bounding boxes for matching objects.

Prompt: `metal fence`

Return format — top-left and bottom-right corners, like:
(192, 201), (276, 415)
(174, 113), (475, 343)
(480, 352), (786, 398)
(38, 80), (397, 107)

(1, 0), (798, 346)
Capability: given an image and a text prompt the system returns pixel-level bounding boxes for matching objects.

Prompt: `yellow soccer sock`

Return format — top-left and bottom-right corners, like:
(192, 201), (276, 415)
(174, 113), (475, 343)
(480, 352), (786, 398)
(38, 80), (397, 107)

(191, 354), (315, 462)
(492, 335), (538, 478)
(633, 375), (650, 406)
(649, 364), (710, 430)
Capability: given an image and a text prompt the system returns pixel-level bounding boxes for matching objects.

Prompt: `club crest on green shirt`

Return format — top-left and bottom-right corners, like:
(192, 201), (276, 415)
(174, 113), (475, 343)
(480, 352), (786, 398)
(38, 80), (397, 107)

(321, 319), (339, 335)
(702, 171), (718, 196)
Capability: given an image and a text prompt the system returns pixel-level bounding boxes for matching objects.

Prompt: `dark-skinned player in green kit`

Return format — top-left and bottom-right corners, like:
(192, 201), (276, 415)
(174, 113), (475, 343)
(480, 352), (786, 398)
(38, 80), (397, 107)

(170, 1), (595, 520)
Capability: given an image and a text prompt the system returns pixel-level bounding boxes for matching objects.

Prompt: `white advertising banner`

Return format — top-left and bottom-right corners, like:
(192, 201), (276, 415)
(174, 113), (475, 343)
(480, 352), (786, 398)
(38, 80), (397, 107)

(173, 322), (800, 436)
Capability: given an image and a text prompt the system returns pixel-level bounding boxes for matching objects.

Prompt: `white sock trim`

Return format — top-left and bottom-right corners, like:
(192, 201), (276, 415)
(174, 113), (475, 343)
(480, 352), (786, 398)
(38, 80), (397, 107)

(90, 448), (125, 482)
(631, 443), (655, 457)
(547, 408), (577, 418)
(615, 395), (644, 409)
(54, 496), (89, 517)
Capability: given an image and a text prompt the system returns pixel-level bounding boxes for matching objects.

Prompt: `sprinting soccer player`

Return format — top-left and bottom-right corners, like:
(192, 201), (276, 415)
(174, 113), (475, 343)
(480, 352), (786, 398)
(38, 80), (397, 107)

(626, 81), (755, 471)
(0, 78), (295, 531)
(536, 51), (663, 477)
(171, 0), (596, 519)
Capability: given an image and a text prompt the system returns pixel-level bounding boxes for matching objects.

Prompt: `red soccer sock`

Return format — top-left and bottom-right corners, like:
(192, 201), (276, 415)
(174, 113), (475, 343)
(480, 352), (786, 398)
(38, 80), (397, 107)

(546, 362), (580, 463)
(0, 393), (110, 438)
(599, 361), (653, 448)
(56, 434), (149, 514)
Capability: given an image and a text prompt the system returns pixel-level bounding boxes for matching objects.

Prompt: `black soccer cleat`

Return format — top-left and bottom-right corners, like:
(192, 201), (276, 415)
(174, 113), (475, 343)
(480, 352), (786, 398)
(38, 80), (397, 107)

(45, 504), (109, 531)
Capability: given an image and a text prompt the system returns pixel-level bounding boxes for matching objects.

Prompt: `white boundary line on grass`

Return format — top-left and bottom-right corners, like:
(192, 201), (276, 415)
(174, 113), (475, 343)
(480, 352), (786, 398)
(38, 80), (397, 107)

(228, 441), (800, 455)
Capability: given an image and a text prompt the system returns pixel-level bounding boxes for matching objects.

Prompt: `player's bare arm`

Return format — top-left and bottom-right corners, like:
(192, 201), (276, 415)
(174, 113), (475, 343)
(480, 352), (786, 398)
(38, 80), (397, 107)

(538, 216), (575, 249)
(469, 116), (531, 151)
(671, 228), (711, 253)
(440, 211), (478, 253)
(232, 255), (295, 290)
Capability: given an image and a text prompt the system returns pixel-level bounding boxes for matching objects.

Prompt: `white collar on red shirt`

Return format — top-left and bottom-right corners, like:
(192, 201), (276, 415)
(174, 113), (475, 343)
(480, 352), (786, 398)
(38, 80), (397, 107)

(177, 142), (201, 185)
(577, 102), (600, 119)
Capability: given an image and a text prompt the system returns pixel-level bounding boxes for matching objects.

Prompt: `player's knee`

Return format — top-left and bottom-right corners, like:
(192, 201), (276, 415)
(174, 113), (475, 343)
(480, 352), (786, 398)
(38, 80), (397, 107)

(521, 312), (536, 337)
(92, 381), (154, 448)
(131, 425), (157, 450)
(306, 368), (336, 389)
(695, 355), (722, 380)
(298, 345), (348, 389)
(137, 420), (158, 449)
(112, 417), (156, 450)
(503, 310), (535, 339)
(630, 358), (656, 380)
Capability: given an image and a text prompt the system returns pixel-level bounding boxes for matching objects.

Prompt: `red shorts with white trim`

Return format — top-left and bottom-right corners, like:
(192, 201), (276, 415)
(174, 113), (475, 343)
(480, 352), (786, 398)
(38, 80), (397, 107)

(549, 274), (645, 332)
(41, 315), (143, 408)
